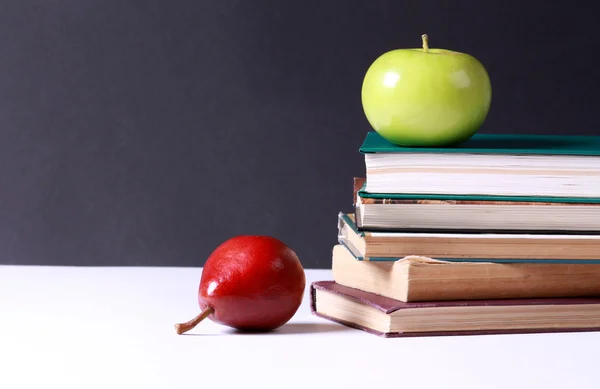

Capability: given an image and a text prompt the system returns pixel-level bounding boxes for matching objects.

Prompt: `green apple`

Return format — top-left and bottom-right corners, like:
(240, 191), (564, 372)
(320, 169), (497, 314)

(361, 34), (492, 147)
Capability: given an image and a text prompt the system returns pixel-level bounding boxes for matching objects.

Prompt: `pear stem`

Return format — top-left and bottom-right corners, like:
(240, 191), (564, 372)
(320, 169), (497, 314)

(174, 306), (215, 335)
(422, 34), (429, 52)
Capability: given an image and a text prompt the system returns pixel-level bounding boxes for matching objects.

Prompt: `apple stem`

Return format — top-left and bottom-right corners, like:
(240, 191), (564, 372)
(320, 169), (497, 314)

(422, 34), (429, 52)
(174, 306), (215, 335)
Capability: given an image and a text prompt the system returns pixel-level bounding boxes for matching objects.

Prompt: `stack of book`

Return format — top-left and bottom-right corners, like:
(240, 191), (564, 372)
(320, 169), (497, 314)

(311, 131), (600, 337)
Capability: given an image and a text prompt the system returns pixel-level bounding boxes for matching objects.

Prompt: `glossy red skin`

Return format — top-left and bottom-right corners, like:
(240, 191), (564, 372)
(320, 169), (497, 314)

(198, 235), (306, 331)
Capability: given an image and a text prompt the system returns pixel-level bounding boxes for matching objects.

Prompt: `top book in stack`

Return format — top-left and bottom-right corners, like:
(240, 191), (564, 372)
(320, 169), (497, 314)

(356, 131), (600, 233)
(360, 131), (600, 198)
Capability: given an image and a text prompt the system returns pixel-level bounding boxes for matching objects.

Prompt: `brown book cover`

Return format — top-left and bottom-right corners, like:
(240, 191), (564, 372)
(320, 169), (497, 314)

(352, 177), (600, 233)
(352, 177), (365, 206)
(331, 244), (600, 302)
(310, 281), (600, 338)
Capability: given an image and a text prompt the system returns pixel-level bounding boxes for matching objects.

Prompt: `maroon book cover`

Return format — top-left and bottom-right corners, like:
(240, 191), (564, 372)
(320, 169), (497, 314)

(310, 281), (600, 338)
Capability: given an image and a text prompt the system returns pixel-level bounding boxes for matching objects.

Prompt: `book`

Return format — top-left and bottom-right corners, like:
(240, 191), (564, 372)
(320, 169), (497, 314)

(338, 212), (600, 263)
(310, 280), (600, 338)
(331, 244), (600, 302)
(359, 131), (600, 198)
(352, 177), (600, 233)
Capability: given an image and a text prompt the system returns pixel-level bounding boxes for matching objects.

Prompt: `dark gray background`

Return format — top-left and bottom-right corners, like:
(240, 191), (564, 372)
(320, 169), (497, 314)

(1, 1), (598, 268)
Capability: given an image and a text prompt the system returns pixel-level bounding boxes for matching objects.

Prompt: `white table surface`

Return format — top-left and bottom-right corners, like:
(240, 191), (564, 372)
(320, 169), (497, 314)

(1, 266), (598, 389)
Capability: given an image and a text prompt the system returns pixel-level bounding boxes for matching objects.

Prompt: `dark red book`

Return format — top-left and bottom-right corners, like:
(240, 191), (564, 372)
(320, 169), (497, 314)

(310, 281), (600, 338)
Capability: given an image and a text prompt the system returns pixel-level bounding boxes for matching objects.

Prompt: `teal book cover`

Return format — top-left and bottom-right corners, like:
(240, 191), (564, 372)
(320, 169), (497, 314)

(338, 213), (600, 264)
(357, 187), (600, 204)
(359, 131), (600, 156)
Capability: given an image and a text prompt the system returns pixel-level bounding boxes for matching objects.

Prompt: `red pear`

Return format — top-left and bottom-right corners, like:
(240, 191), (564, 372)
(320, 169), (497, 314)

(174, 235), (306, 334)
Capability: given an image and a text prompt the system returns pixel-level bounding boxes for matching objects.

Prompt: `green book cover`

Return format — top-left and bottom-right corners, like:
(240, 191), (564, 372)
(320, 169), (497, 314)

(359, 131), (600, 155)
(357, 187), (600, 203)
(357, 132), (600, 202)
(338, 213), (600, 264)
